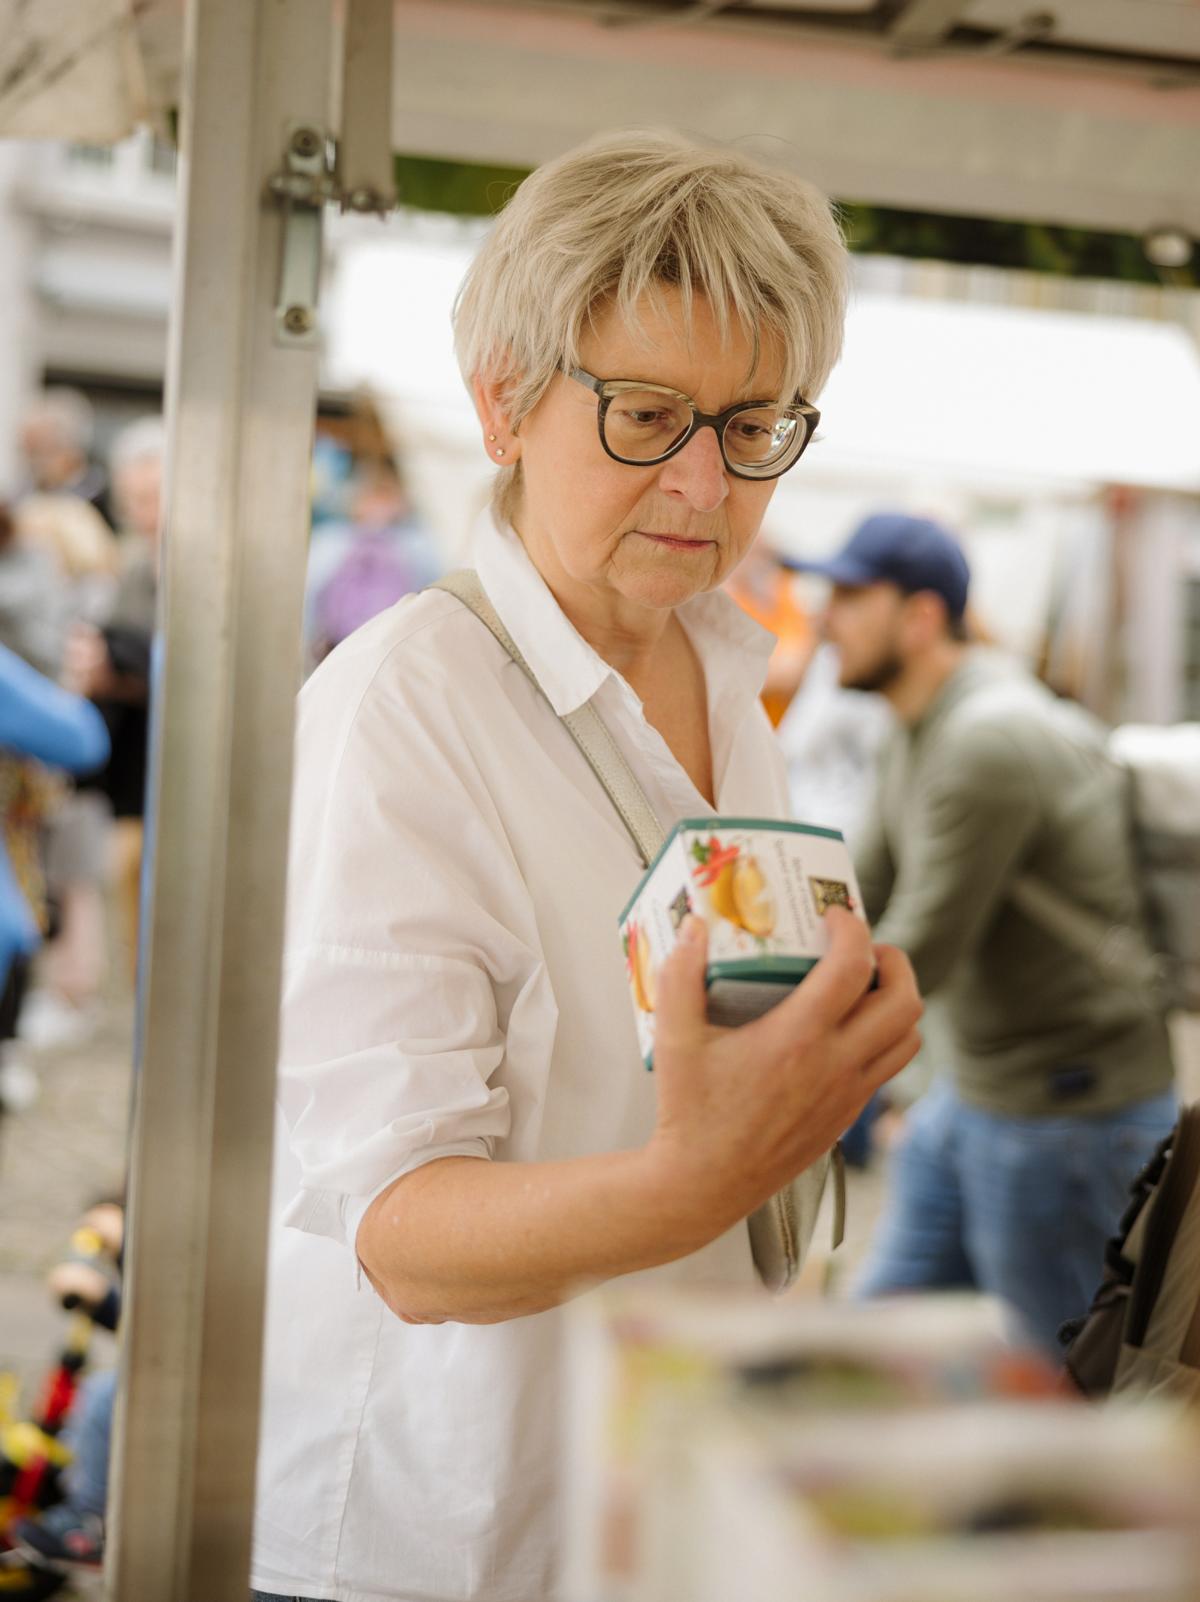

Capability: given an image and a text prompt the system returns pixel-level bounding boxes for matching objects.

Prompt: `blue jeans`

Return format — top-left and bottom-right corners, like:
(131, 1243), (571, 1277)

(63, 1367), (116, 1518)
(854, 1080), (1177, 1354)
(841, 1091), (885, 1168)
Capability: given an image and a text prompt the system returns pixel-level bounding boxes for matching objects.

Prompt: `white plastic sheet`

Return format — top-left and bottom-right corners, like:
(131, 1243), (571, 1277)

(0, 0), (152, 141)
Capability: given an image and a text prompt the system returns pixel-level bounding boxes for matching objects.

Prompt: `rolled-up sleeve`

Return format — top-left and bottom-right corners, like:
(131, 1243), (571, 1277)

(279, 948), (511, 1249)
(274, 629), (540, 1253)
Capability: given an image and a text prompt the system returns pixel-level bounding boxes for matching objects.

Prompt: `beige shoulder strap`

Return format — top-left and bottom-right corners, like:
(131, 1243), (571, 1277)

(433, 570), (666, 868)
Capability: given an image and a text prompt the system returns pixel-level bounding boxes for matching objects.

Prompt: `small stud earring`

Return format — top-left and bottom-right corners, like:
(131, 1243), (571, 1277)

(488, 433), (497, 441)
(495, 447), (506, 457)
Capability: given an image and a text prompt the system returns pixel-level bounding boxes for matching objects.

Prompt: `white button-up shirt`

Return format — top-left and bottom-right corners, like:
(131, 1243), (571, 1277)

(252, 512), (787, 1602)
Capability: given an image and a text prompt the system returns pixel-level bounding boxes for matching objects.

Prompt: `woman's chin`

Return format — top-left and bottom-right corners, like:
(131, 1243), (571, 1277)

(617, 572), (711, 611)
(613, 548), (722, 610)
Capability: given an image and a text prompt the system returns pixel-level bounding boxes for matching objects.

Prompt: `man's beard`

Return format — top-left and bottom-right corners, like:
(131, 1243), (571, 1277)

(842, 649), (904, 694)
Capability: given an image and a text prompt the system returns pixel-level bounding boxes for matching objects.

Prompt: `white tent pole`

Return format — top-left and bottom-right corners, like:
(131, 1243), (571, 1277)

(105, 0), (333, 1596)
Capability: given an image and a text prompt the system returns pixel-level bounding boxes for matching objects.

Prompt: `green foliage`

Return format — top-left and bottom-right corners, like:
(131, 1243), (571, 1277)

(839, 202), (1195, 288)
(392, 152), (1194, 287)
(392, 154), (528, 217)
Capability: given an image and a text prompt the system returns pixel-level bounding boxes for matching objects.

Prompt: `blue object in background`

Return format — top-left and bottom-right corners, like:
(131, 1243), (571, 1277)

(0, 642), (110, 984)
(841, 1091), (884, 1169)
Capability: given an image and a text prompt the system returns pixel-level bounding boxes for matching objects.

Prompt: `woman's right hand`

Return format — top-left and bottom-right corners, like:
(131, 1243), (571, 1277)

(646, 908), (922, 1234)
(359, 908), (921, 1325)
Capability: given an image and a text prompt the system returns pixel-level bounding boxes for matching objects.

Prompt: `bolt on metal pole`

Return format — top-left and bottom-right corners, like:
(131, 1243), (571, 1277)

(104, 0), (333, 1596)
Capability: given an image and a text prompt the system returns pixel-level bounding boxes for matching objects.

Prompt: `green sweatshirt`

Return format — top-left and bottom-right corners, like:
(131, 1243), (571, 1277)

(855, 651), (1174, 1117)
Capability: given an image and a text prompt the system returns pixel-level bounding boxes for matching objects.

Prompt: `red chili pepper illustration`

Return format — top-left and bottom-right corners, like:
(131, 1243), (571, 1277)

(691, 837), (741, 887)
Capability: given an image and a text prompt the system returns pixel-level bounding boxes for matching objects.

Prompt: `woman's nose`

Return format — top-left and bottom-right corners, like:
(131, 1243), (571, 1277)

(656, 425), (729, 513)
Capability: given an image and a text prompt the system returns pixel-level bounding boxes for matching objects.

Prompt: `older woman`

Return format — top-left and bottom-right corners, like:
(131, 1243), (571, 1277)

(252, 131), (921, 1602)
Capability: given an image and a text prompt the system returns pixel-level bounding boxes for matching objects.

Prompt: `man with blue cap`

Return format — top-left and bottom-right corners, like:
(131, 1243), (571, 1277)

(791, 512), (1175, 1355)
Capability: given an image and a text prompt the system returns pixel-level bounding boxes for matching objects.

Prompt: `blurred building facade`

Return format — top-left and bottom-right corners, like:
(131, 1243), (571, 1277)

(0, 132), (174, 490)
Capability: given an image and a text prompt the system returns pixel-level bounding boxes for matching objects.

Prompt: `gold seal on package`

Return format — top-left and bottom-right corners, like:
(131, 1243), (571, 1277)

(619, 817), (868, 1068)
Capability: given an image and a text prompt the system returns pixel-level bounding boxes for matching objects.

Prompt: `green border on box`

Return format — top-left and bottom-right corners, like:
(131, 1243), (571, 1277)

(706, 956), (820, 986)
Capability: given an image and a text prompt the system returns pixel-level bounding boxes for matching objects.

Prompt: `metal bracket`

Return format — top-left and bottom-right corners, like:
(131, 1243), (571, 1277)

(265, 123), (336, 347)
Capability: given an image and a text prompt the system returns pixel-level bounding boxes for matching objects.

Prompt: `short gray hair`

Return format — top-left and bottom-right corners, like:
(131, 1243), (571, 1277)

(110, 415), (166, 475)
(24, 387), (95, 453)
(454, 129), (848, 438)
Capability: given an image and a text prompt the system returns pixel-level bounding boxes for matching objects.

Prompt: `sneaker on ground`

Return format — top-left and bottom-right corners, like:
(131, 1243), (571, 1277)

(10, 1504), (104, 1570)
(17, 990), (98, 1052)
(0, 1048), (39, 1113)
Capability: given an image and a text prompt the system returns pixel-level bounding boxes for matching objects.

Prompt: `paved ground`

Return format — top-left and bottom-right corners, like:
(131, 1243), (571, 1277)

(0, 976), (130, 1397)
(0, 949), (131, 1600)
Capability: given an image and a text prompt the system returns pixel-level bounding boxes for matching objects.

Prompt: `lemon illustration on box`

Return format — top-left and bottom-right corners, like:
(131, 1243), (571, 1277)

(692, 836), (776, 937)
(619, 818), (867, 1068)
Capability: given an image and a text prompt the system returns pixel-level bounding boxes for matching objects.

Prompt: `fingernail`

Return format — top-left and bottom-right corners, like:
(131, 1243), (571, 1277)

(679, 914), (704, 946)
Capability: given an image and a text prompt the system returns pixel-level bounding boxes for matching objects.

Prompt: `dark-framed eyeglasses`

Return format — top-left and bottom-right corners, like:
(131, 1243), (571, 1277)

(566, 367), (820, 481)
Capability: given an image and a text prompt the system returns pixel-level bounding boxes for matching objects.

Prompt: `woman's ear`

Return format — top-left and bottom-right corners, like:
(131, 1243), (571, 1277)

(471, 373), (521, 465)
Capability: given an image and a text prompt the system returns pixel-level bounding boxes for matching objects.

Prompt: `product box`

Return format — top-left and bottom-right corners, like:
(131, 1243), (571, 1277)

(618, 817), (868, 1066)
(687, 1405), (1200, 1602)
(559, 1287), (1063, 1602)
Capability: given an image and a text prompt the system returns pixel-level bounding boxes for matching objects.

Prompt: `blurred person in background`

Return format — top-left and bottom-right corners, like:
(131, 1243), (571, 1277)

(61, 418), (163, 985)
(12, 394), (119, 1042)
(724, 534), (814, 725)
(301, 430), (353, 667)
(12, 496), (122, 1045)
(18, 387), (115, 530)
(16, 493), (120, 625)
(306, 458), (444, 667)
(778, 637), (893, 847)
(8, 1195), (124, 1571)
(0, 499), (65, 677)
(18, 421), (162, 1043)
(794, 512), (1176, 1354)
(0, 643), (109, 1113)
(0, 499), (74, 1050)
(776, 629), (896, 1169)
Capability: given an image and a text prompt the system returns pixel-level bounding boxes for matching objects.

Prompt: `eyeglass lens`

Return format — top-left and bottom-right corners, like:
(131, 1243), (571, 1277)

(602, 387), (801, 471)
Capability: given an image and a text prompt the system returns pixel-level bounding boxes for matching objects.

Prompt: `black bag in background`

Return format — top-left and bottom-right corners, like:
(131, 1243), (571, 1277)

(1061, 1103), (1200, 1404)
(92, 623), (152, 820)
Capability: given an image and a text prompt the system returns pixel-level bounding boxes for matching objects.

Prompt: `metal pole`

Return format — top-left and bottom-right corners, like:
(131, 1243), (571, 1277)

(105, 0), (332, 1596)
(339, 0), (398, 213)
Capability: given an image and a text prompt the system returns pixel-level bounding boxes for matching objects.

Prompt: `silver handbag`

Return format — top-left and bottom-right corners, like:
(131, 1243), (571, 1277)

(434, 570), (843, 1292)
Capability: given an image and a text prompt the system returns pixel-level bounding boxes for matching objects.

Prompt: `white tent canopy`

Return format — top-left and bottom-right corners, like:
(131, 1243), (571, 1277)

(817, 296), (1200, 491)
(328, 230), (1200, 498)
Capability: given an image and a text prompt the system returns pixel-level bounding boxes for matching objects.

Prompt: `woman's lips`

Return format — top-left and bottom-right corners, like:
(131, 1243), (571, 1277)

(636, 532), (716, 550)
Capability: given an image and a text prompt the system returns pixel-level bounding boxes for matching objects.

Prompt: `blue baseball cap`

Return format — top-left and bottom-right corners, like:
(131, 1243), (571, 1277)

(787, 512), (971, 623)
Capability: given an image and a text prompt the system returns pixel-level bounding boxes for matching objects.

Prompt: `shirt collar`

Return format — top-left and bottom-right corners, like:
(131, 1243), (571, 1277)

(471, 508), (775, 718)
